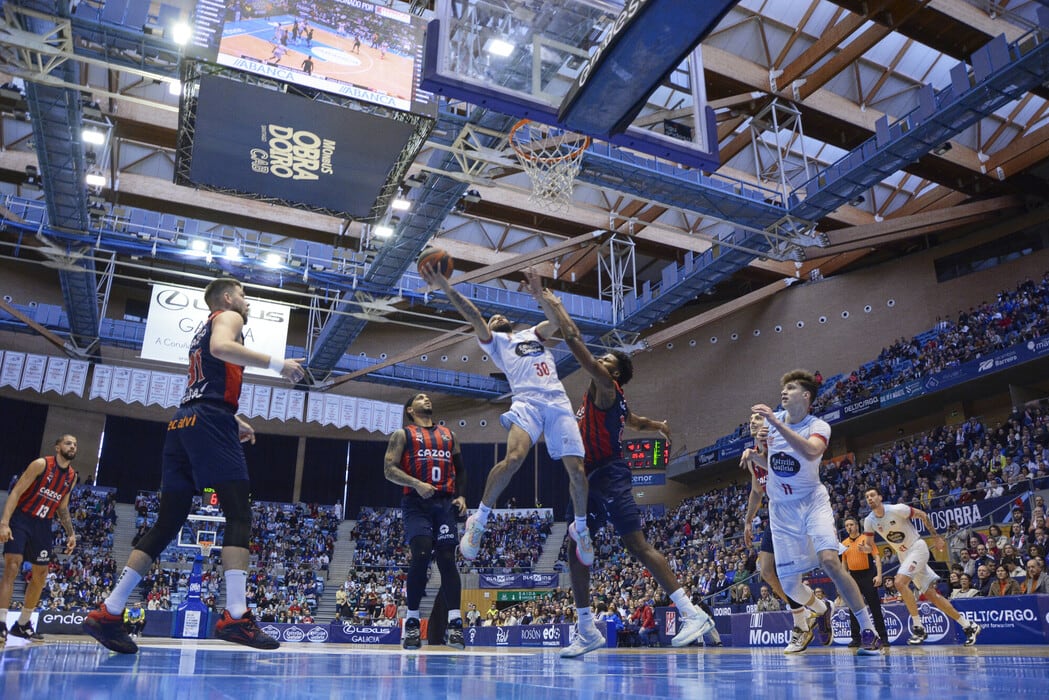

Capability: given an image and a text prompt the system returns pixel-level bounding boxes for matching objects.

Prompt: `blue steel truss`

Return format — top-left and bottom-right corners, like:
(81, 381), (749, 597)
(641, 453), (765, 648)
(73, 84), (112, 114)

(10, 2), (1048, 393)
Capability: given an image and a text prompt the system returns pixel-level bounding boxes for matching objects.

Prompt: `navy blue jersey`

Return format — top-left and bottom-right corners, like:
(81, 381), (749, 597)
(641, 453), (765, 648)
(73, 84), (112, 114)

(181, 310), (243, 409)
(16, 455), (77, 520)
(577, 382), (627, 473)
(400, 425), (456, 495)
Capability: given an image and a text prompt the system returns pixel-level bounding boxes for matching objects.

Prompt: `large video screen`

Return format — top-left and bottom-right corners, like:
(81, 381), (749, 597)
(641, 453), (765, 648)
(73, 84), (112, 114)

(176, 72), (427, 220)
(214, 0), (434, 116)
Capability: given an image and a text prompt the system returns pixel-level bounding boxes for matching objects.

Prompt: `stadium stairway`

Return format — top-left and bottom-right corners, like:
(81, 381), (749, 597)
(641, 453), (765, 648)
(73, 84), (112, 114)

(536, 522), (568, 572)
(111, 503), (137, 572)
(316, 519), (357, 621)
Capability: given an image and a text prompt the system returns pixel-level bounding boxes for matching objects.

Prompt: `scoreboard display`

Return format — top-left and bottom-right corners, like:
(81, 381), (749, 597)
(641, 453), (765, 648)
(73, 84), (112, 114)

(624, 438), (669, 469)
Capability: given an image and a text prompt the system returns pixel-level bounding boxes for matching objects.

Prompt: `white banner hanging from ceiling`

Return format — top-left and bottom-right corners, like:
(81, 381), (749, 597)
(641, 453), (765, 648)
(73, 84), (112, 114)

(141, 283), (291, 378)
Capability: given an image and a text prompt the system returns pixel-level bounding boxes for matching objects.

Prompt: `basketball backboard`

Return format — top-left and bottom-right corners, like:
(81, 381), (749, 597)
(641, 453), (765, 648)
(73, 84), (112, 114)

(422, 0), (720, 170)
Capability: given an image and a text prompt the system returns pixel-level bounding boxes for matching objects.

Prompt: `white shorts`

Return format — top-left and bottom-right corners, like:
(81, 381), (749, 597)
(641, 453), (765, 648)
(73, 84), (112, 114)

(769, 485), (845, 578)
(895, 539), (939, 593)
(500, 393), (584, 460)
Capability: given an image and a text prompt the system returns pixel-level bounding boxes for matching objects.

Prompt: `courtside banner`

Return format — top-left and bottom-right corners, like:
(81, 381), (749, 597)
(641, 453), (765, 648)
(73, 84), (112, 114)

(327, 623), (401, 644)
(142, 283), (290, 377)
(186, 75), (419, 219)
(732, 597), (1049, 647)
(256, 622), (332, 644)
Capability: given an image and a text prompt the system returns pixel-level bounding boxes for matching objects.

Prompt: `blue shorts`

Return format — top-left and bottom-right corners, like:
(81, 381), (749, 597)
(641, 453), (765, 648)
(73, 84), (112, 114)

(402, 492), (459, 549)
(161, 401), (249, 492)
(759, 527), (776, 554)
(3, 510), (54, 565)
(569, 460), (641, 537)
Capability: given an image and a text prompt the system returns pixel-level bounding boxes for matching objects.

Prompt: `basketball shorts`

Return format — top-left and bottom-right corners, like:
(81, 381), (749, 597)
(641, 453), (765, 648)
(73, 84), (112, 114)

(769, 485), (845, 578)
(896, 539), (939, 593)
(568, 460), (641, 537)
(4, 510), (54, 565)
(500, 393), (584, 460)
(161, 401), (250, 492)
(759, 526), (776, 555)
(402, 492), (459, 549)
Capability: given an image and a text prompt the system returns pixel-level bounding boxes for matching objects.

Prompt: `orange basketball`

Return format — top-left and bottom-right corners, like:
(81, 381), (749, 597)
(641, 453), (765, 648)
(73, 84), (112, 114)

(418, 247), (453, 277)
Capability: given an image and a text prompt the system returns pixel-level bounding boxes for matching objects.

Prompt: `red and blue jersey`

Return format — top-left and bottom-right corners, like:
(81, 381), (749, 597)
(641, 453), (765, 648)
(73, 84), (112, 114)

(17, 455), (78, 520)
(181, 310), (243, 410)
(400, 424), (456, 495)
(577, 382), (627, 473)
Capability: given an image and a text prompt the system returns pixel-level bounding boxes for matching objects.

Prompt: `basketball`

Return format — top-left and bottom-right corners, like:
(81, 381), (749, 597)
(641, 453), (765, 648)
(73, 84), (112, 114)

(418, 247), (453, 277)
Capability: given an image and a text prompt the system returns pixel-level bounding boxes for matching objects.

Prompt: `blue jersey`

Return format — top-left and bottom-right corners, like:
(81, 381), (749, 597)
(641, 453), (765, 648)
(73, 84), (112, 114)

(181, 310), (243, 410)
(577, 382), (627, 473)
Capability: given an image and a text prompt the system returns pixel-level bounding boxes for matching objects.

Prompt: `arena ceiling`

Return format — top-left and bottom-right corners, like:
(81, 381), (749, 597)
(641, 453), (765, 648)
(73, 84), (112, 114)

(1, 0), (1048, 383)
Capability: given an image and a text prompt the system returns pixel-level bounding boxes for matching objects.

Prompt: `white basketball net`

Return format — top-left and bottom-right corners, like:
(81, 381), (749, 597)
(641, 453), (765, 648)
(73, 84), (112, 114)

(510, 120), (591, 214)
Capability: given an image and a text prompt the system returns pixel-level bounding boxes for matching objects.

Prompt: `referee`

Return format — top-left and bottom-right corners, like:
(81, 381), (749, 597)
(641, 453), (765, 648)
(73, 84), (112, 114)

(841, 516), (889, 646)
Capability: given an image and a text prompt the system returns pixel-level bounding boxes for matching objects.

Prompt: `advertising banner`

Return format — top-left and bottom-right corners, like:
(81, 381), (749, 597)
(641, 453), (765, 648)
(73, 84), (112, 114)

(631, 472), (666, 487)
(185, 75), (421, 220)
(879, 379), (923, 407)
(478, 573), (559, 589)
(695, 448), (718, 469)
(326, 623), (401, 645)
(916, 493), (1019, 534)
(255, 622), (335, 644)
(732, 596), (1049, 647)
(141, 283), (290, 377)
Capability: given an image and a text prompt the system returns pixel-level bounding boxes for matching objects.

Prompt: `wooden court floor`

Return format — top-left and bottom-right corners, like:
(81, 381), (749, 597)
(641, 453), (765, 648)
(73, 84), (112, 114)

(2, 636), (1047, 699)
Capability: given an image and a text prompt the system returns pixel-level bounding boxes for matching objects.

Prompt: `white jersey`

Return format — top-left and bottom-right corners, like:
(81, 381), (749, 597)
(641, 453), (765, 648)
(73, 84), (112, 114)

(481, 327), (565, 398)
(863, 503), (922, 555)
(764, 411), (831, 502)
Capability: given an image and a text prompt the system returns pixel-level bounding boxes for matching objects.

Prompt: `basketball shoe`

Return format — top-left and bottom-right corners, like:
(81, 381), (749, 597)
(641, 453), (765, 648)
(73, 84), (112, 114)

(403, 617), (422, 649)
(83, 606), (138, 654)
(446, 617), (465, 650)
(560, 625), (605, 658)
(567, 522), (595, 566)
(857, 628), (884, 656)
(459, 514), (485, 561)
(10, 621), (44, 642)
(671, 610), (715, 647)
(215, 609), (279, 650)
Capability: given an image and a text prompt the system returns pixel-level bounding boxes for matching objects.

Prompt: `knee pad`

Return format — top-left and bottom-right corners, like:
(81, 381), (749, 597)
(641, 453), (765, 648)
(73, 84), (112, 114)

(135, 490), (194, 560)
(214, 480), (252, 548)
(409, 536), (435, 565)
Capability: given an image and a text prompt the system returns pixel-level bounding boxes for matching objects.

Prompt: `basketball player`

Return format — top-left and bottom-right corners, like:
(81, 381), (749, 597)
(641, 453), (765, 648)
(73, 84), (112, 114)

(740, 413), (814, 653)
(861, 487), (980, 646)
(530, 286), (714, 658)
(418, 265), (595, 568)
(0, 434), (79, 648)
(746, 370), (883, 655)
(383, 393), (468, 650)
(83, 277), (304, 653)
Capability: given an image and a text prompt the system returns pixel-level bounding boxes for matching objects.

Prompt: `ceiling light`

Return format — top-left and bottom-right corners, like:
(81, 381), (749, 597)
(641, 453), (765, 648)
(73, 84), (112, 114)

(190, 239), (207, 252)
(168, 81), (182, 96)
(264, 252), (282, 268)
(391, 197), (411, 211)
(485, 38), (515, 57)
(82, 128), (105, 145)
(224, 245), (241, 260)
(373, 225), (394, 238)
(85, 173), (106, 187)
(171, 22), (192, 45)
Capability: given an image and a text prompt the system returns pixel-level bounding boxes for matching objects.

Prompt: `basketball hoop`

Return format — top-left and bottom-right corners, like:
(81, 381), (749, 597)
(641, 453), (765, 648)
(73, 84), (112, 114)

(199, 541), (214, 559)
(509, 119), (591, 213)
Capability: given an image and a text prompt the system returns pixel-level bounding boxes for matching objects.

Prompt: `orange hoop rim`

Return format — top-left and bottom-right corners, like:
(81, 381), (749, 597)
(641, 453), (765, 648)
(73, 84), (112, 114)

(509, 118), (592, 164)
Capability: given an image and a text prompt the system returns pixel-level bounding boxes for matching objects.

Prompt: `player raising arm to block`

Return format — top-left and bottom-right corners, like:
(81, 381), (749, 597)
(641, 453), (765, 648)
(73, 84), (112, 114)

(530, 279), (713, 658)
(418, 263), (595, 569)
